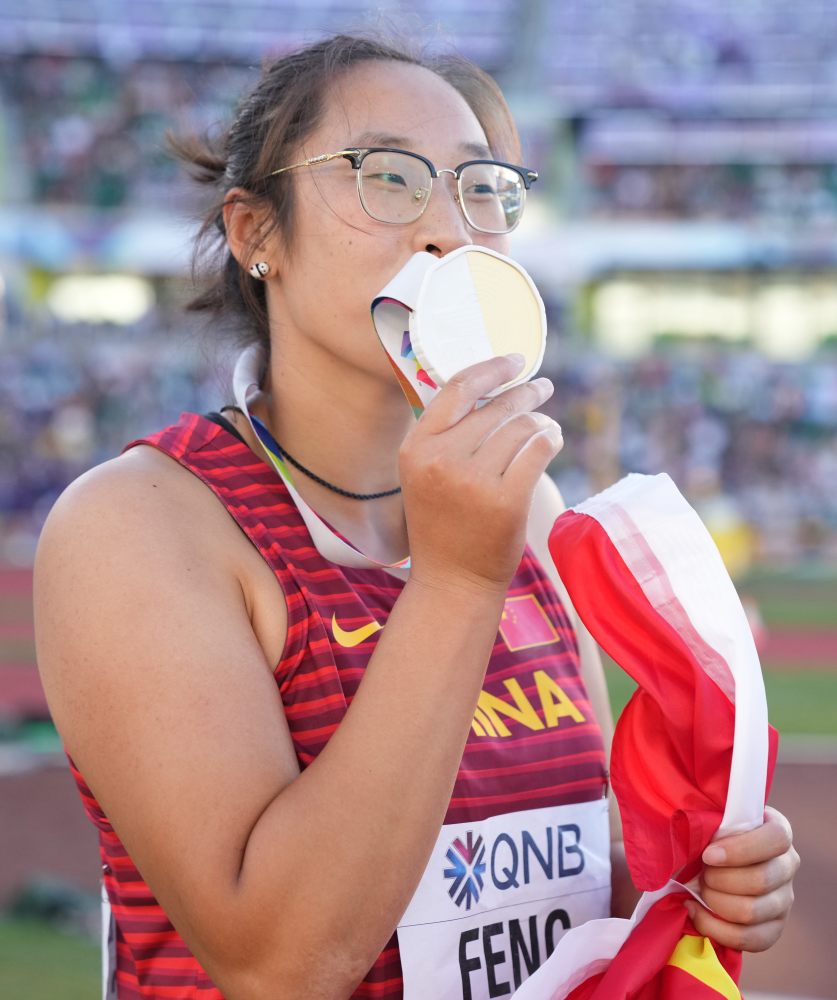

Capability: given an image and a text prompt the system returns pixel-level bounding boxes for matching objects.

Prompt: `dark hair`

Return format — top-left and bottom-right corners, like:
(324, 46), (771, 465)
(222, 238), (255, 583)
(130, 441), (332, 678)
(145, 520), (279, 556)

(170, 33), (522, 353)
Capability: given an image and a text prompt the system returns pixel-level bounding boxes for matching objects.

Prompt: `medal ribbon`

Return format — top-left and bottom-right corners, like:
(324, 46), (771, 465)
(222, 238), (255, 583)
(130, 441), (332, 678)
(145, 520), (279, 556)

(233, 345), (410, 572)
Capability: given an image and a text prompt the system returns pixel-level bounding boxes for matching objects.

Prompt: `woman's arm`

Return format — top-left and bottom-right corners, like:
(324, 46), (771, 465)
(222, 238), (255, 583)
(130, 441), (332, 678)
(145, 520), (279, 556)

(35, 356), (561, 1000)
(527, 473), (799, 941)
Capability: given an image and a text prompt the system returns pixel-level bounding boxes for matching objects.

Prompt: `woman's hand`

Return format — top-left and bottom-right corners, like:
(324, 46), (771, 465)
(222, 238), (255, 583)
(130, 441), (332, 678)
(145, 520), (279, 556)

(400, 354), (562, 595)
(687, 806), (800, 952)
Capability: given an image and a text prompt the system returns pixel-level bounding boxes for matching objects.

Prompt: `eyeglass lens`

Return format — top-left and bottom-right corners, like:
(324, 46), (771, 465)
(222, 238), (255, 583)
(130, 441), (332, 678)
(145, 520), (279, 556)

(357, 150), (525, 234)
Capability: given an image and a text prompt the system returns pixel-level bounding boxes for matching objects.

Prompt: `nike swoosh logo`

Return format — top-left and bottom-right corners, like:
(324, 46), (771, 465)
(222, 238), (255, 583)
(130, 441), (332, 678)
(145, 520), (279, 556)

(331, 613), (383, 648)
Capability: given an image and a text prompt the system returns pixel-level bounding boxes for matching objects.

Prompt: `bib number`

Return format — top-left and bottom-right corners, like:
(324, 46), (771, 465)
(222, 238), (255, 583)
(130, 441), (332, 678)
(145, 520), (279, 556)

(397, 799), (611, 999)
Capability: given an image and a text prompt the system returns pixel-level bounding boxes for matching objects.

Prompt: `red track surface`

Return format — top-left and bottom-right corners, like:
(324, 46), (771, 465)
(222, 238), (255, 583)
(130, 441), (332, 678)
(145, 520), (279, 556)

(0, 759), (832, 998)
(2, 565), (835, 996)
(762, 627), (837, 666)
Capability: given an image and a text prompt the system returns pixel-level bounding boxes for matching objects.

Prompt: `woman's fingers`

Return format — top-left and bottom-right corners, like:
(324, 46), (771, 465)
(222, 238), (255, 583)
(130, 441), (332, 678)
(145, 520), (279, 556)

(702, 806), (794, 869)
(685, 901), (787, 954)
(453, 377), (555, 450)
(419, 354), (530, 434)
(500, 418), (564, 485)
(701, 850), (800, 897)
(471, 410), (563, 476)
(400, 355), (561, 590)
(699, 880), (794, 927)
(700, 807), (800, 897)
(421, 358), (558, 477)
(689, 806), (800, 954)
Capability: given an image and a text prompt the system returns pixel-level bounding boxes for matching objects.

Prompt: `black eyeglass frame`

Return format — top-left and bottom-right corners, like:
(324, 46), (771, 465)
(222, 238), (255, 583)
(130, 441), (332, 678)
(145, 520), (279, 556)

(264, 146), (539, 234)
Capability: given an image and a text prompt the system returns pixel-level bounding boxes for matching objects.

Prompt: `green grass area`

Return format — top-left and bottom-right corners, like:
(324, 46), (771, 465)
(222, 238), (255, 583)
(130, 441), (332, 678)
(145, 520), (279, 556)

(0, 918), (98, 999)
(598, 567), (837, 737)
(604, 660), (837, 736)
(739, 569), (837, 628)
(603, 660), (639, 720)
(762, 670), (837, 735)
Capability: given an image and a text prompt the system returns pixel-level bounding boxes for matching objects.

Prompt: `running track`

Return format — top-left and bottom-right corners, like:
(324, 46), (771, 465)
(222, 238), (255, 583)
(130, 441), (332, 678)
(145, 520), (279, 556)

(1, 565), (835, 997)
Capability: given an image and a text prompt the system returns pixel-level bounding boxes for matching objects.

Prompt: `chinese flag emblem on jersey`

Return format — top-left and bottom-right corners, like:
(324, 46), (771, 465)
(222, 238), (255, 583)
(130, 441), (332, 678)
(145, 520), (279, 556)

(500, 595), (560, 651)
(512, 473), (778, 1000)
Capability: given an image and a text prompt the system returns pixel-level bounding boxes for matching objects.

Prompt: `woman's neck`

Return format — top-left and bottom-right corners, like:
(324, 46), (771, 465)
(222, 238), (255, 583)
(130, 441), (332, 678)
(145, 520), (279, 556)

(241, 332), (416, 564)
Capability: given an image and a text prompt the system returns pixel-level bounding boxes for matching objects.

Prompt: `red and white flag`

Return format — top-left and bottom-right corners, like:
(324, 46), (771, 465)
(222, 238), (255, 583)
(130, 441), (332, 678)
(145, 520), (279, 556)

(513, 473), (778, 999)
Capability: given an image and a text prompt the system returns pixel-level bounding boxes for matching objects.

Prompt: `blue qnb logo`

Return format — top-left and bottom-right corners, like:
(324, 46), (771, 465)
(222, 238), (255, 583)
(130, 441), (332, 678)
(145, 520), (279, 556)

(444, 832), (486, 910)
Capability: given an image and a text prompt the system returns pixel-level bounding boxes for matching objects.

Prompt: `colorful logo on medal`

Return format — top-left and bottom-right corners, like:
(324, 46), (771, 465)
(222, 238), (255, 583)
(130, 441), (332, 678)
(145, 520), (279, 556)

(444, 831), (486, 910)
(401, 329), (437, 389)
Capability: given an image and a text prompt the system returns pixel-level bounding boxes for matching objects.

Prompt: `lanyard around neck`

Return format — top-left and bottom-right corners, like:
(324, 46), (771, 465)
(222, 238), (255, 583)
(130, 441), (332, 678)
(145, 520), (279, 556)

(232, 344), (410, 573)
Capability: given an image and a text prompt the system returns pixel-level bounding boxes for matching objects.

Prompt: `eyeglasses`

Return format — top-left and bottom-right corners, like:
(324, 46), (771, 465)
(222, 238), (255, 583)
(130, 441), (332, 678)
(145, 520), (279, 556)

(264, 147), (538, 235)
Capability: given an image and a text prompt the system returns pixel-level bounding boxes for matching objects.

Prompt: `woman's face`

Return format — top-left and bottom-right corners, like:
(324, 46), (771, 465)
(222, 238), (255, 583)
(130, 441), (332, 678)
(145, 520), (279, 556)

(266, 60), (514, 380)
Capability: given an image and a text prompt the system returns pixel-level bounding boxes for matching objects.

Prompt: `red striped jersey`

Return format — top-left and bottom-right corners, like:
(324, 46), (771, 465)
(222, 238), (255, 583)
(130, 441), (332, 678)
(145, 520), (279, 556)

(68, 412), (608, 998)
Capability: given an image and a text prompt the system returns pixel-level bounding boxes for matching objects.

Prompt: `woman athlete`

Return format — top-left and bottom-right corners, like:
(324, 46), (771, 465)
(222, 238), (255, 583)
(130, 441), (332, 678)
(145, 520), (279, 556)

(34, 34), (799, 1000)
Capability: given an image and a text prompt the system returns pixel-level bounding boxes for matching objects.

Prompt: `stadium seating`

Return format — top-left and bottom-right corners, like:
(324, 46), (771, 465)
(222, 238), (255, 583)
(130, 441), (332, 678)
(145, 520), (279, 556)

(2, 0), (837, 565)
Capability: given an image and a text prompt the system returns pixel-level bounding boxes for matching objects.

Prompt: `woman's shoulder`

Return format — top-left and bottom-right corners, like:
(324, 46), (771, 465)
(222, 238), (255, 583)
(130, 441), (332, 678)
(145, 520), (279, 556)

(36, 430), (288, 666)
(35, 438), (248, 608)
(34, 435), (289, 696)
(43, 442), (215, 542)
(53, 408), (250, 521)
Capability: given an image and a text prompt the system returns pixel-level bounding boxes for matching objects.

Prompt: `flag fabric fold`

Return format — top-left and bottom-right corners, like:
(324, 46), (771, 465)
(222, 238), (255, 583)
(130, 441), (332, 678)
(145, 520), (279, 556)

(512, 473), (778, 999)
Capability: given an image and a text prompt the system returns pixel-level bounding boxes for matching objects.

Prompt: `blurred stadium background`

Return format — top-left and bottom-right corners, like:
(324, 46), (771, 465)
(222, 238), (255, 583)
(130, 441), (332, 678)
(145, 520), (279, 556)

(0, 2), (835, 998)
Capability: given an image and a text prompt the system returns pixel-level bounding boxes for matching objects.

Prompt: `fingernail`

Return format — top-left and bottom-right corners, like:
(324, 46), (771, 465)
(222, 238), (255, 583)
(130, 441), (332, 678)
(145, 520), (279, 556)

(505, 353), (526, 368)
(703, 845), (726, 865)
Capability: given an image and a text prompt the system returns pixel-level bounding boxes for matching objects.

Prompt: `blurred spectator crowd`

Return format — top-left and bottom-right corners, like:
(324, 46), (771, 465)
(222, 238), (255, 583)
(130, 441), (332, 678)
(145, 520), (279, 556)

(0, 54), (253, 210)
(585, 162), (837, 224)
(0, 313), (227, 565)
(3, 0), (837, 89)
(4, 39), (837, 222)
(2, 314), (836, 568)
(4, 1), (837, 569)
(546, 345), (837, 567)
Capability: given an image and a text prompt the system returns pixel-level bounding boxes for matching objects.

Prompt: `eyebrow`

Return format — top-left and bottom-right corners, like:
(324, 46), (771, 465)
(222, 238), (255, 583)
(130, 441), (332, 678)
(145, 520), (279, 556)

(350, 132), (493, 160)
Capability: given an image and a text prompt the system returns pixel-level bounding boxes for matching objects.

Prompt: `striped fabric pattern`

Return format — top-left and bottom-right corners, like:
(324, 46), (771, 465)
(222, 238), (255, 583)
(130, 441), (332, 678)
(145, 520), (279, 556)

(68, 413), (607, 998)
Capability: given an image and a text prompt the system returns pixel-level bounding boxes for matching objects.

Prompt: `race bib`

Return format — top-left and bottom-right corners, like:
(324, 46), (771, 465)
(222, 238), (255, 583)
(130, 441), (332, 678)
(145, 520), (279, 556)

(397, 799), (611, 999)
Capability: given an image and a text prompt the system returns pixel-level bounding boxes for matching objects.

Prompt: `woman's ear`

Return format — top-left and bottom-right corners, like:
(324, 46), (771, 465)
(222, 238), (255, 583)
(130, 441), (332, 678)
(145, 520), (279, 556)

(223, 188), (272, 273)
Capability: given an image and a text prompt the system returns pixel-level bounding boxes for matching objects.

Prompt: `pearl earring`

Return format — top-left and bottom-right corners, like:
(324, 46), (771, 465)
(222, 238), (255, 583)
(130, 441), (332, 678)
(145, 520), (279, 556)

(249, 261), (270, 279)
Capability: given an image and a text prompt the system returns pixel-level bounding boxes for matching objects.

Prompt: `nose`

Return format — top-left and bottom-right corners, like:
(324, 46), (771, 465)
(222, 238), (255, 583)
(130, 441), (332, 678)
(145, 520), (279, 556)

(411, 172), (473, 258)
